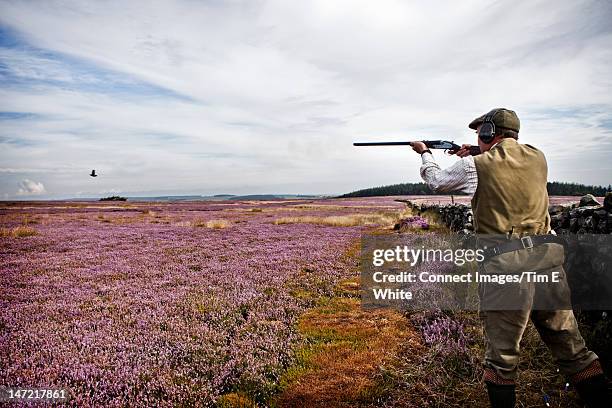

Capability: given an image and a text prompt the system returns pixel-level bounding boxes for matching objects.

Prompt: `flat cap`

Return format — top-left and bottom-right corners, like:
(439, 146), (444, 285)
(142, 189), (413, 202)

(468, 108), (520, 132)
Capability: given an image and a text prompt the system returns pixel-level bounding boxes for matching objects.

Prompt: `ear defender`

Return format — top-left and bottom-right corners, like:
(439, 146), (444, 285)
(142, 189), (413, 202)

(478, 109), (499, 144)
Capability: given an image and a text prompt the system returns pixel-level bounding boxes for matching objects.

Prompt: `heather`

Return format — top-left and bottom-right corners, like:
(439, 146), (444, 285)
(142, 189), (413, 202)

(1, 196), (596, 407)
(1, 198), (400, 406)
(393, 215), (430, 231)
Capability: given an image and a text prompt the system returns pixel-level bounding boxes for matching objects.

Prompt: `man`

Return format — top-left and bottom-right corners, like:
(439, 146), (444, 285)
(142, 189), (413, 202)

(410, 108), (608, 408)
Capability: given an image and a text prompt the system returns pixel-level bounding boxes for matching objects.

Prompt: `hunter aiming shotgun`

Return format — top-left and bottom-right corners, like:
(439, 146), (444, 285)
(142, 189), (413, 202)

(353, 140), (481, 155)
(402, 108), (610, 407)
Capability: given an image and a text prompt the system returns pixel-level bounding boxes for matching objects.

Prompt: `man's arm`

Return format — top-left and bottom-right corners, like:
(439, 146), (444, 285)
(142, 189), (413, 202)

(419, 152), (478, 194)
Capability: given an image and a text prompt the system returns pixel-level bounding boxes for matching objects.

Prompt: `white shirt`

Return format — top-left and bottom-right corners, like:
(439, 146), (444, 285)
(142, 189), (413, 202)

(420, 152), (478, 194)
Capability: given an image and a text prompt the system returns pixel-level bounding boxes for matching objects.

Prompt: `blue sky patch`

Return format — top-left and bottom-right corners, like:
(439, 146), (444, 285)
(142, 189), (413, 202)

(0, 111), (38, 120)
(0, 23), (191, 102)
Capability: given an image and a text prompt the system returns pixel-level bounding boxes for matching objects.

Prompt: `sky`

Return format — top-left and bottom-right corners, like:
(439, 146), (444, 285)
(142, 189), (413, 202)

(1, 0), (611, 199)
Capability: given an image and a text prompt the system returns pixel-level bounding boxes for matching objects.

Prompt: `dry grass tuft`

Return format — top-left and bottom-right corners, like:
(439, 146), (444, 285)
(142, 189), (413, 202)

(192, 219), (232, 229)
(1, 226), (38, 238)
(141, 210), (161, 218)
(22, 214), (39, 225)
(206, 219), (231, 229)
(274, 295), (422, 407)
(217, 392), (258, 408)
(190, 219), (206, 227)
(96, 214), (112, 223)
(273, 212), (402, 227)
(290, 204), (400, 211)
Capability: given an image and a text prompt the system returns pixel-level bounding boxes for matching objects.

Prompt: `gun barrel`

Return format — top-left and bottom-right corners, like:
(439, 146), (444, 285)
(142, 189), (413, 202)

(353, 142), (413, 146)
(353, 140), (481, 155)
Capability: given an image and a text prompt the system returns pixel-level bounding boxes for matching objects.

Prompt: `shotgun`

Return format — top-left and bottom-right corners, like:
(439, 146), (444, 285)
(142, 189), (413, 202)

(353, 140), (481, 155)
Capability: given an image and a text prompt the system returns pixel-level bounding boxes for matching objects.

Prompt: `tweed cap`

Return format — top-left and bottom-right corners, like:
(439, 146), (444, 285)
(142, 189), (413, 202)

(468, 108), (520, 132)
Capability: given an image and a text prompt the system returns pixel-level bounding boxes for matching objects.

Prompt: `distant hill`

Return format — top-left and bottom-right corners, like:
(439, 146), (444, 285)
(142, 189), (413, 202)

(230, 194), (323, 200)
(340, 181), (611, 198)
(128, 195), (206, 201)
(231, 194), (280, 200)
(126, 194), (324, 202)
(340, 183), (455, 198)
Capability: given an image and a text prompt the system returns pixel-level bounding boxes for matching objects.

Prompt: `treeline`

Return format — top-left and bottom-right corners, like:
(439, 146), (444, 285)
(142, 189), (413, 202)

(340, 183), (446, 198)
(99, 196), (127, 201)
(340, 181), (611, 198)
(547, 182), (611, 196)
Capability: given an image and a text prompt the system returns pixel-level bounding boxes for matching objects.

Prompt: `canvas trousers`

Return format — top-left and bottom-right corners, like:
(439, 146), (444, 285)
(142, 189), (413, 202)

(480, 307), (598, 381)
(478, 243), (598, 382)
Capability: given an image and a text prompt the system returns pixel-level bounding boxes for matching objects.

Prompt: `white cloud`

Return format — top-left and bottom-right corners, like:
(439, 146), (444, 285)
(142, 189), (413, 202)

(0, 0), (611, 198)
(17, 179), (46, 195)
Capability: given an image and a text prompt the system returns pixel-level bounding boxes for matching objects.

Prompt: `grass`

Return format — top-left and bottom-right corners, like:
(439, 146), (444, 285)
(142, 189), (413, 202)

(0, 226), (38, 238)
(289, 204), (401, 211)
(22, 214), (40, 224)
(96, 214), (112, 223)
(204, 219), (231, 229)
(141, 209), (160, 217)
(270, 267), (422, 407)
(217, 392), (258, 407)
(184, 219), (233, 229)
(273, 212), (407, 228)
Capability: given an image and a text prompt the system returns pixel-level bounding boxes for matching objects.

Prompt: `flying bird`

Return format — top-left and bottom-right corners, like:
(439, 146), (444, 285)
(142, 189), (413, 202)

(90, 169), (97, 177)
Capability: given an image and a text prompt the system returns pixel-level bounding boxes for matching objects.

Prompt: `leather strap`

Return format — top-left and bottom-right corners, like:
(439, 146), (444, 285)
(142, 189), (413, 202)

(481, 234), (563, 260)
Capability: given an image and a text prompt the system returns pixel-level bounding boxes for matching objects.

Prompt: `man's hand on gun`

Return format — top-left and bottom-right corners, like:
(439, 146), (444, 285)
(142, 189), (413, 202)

(410, 141), (474, 157)
(410, 141), (428, 154)
(451, 144), (474, 157)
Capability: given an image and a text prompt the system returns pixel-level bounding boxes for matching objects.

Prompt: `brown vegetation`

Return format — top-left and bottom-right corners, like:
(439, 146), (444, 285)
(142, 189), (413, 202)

(273, 276), (423, 407)
(0, 226), (38, 238)
(190, 218), (232, 229)
(273, 212), (406, 227)
(217, 392), (258, 407)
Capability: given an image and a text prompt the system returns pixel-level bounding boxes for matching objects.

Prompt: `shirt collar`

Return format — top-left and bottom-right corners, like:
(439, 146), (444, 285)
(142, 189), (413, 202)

(490, 137), (515, 151)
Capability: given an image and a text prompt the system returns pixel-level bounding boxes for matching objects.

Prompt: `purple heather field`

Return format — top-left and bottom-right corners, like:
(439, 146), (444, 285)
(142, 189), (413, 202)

(0, 197), (405, 406)
(1, 195), (586, 406)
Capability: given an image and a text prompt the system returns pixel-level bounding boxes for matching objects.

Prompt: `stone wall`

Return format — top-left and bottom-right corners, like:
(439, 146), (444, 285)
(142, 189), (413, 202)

(404, 193), (612, 235)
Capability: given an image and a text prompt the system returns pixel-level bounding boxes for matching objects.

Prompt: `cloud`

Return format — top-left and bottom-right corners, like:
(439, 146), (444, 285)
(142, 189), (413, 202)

(17, 179), (46, 195)
(0, 0), (611, 198)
